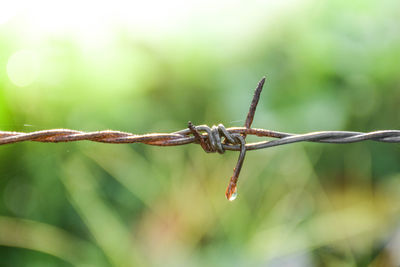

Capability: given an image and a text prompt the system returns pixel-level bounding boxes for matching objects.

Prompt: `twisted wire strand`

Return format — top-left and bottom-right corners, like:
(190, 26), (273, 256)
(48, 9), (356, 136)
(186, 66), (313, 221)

(1, 126), (399, 149)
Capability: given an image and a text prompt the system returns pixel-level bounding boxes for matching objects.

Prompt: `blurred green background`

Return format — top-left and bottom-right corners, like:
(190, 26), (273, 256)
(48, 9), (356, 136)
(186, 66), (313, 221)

(1, 0), (400, 266)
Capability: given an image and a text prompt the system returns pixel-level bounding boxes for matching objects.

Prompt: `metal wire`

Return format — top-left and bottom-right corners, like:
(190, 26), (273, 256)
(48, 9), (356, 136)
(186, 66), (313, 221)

(1, 77), (399, 200)
(1, 127), (399, 148)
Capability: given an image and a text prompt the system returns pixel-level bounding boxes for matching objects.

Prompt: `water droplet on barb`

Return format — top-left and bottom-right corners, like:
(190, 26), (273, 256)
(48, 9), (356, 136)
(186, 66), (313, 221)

(227, 186), (237, 201)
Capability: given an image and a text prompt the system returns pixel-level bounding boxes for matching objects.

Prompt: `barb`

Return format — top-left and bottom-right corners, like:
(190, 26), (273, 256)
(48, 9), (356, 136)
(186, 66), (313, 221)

(1, 77), (399, 201)
(224, 76), (266, 201)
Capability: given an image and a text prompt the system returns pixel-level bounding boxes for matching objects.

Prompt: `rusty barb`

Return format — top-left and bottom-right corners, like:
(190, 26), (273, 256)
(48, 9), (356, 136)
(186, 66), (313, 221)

(1, 77), (400, 201)
(187, 77), (265, 200)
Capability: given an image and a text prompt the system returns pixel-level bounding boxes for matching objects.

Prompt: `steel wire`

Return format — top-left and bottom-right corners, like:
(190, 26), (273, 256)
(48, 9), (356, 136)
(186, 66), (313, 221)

(1, 127), (399, 148)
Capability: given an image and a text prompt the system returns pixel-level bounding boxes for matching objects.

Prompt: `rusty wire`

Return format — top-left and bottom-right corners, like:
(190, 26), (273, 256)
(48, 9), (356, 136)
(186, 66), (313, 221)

(1, 126), (400, 148)
(1, 77), (400, 200)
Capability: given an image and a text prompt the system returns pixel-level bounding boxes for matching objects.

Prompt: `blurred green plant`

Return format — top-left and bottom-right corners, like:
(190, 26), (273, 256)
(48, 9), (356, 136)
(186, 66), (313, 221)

(1, 0), (400, 266)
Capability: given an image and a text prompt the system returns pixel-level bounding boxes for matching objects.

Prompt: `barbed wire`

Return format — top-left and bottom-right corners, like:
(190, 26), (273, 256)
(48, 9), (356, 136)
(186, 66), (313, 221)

(1, 77), (399, 200)
(1, 127), (399, 148)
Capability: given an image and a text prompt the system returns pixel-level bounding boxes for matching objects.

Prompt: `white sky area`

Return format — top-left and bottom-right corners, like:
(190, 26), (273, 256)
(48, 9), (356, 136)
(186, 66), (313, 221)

(1, 0), (303, 87)
(0, 0), (302, 39)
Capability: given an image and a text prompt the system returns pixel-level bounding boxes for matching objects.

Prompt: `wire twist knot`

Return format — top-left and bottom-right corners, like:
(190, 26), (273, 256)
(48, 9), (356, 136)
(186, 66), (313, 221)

(187, 122), (244, 154)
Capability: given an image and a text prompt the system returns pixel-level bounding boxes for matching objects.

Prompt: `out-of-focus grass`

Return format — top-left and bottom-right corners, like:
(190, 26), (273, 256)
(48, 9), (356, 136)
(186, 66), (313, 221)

(1, 0), (400, 266)
(0, 215), (106, 266)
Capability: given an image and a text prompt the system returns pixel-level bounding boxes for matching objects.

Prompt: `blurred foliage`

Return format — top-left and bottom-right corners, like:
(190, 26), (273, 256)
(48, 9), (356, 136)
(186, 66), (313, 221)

(1, 0), (400, 266)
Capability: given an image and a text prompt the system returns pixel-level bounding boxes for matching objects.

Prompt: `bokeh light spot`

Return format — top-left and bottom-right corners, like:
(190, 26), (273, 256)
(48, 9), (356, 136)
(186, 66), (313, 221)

(6, 50), (40, 87)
